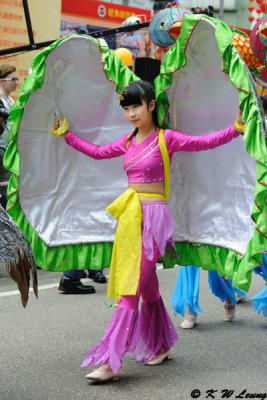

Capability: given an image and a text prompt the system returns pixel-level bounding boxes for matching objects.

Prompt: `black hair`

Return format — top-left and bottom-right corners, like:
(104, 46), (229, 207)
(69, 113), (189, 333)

(119, 80), (159, 129)
(260, 95), (267, 113)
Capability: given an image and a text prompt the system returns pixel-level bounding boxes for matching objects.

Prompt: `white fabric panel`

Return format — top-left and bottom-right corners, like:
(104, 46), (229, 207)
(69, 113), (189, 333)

(168, 19), (256, 254)
(18, 36), (129, 246)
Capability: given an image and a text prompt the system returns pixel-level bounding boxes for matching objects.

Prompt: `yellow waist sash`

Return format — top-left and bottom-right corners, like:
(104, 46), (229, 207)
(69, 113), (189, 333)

(106, 189), (165, 300)
(106, 129), (170, 301)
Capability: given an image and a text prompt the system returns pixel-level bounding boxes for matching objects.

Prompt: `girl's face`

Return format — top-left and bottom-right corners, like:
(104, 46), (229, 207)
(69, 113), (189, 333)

(123, 99), (155, 130)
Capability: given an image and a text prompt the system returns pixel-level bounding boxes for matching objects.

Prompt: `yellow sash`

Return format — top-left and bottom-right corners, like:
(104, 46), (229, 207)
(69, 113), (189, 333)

(158, 128), (170, 201)
(106, 129), (170, 301)
(106, 189), (165, 300)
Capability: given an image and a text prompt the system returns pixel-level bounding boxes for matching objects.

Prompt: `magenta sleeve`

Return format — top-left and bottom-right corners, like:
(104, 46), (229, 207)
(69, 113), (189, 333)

(65, 131), (128, 159)
(166, 124), (240, 154)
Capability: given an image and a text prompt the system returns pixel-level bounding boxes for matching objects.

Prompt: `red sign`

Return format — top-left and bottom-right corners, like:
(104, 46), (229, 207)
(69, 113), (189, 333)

(62, 0), (151, 24)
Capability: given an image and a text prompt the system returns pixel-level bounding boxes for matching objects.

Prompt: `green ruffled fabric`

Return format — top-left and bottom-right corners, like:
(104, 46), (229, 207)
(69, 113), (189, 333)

(156, 14), (267, 291)
(4, 35), (137, 271)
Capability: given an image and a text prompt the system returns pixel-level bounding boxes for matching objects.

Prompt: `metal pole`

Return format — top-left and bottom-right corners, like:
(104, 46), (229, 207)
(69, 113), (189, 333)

(0, 22), (150, 57)
(219, 0), (224, 20)
(22, 0), (36, 48)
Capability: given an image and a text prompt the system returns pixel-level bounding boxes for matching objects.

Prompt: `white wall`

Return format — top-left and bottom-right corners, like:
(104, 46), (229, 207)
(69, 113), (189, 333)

(128, 0), (153, 9)
(100, 0), (153, 9)
(179, 0), (236, 10)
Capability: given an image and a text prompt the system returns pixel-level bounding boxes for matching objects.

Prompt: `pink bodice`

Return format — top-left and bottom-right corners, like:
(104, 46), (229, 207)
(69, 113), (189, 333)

(65, 125), (240, 183)
(123, 130), (165, 183)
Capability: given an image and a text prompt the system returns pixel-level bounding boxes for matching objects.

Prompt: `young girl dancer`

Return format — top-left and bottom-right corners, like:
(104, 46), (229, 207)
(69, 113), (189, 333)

(52, 80), (244, 382)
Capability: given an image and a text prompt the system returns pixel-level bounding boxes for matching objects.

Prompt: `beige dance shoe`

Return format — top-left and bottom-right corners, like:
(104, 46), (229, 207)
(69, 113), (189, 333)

(85, 365), (121, 382)
(146, 348), (173, 366)
(224, 304), (236, 322)
(180, 311), (197, 329)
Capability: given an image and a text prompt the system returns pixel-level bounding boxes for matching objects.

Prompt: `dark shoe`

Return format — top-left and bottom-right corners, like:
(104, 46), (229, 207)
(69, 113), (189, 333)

(58, 276), (95, 294)
(81, 270), (87, 279)
(88, 269), (107, 284)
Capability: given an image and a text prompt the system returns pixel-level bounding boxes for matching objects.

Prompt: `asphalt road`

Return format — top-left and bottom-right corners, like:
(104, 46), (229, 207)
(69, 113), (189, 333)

(0, 267), (266, 400)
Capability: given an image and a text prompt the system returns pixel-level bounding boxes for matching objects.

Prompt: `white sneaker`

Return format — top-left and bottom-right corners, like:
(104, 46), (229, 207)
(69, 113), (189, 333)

(236, 294), (247, 304)
(180, 312), (197, 329)
(224, 304), (235, 322)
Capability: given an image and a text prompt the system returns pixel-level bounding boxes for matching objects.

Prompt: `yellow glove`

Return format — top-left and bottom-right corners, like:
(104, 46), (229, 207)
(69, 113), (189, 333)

(51, 117), (69, 137)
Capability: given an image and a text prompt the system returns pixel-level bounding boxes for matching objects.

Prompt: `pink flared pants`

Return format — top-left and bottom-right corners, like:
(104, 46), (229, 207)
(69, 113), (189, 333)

(81, 202), (179, 373)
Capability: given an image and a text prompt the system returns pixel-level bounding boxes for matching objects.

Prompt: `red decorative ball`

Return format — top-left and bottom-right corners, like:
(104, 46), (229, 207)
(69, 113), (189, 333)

(248, 5), (255, 12)
(249, 15), (255, 22)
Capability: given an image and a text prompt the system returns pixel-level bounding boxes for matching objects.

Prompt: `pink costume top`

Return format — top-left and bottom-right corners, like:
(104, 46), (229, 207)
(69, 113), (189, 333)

(65, 125), (240, 183)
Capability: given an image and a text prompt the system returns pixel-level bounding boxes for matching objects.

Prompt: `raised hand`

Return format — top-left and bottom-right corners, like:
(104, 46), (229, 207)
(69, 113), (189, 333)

(236, 109), (244, 124)
(51, 114), (69, 138)
(234, 109), (245, 134)
(54, 114), (64, 130)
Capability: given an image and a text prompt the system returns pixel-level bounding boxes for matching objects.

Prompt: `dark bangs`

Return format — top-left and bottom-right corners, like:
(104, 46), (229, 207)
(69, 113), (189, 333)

(119, 81), (145, 107)
(119, 80), (159, 127)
